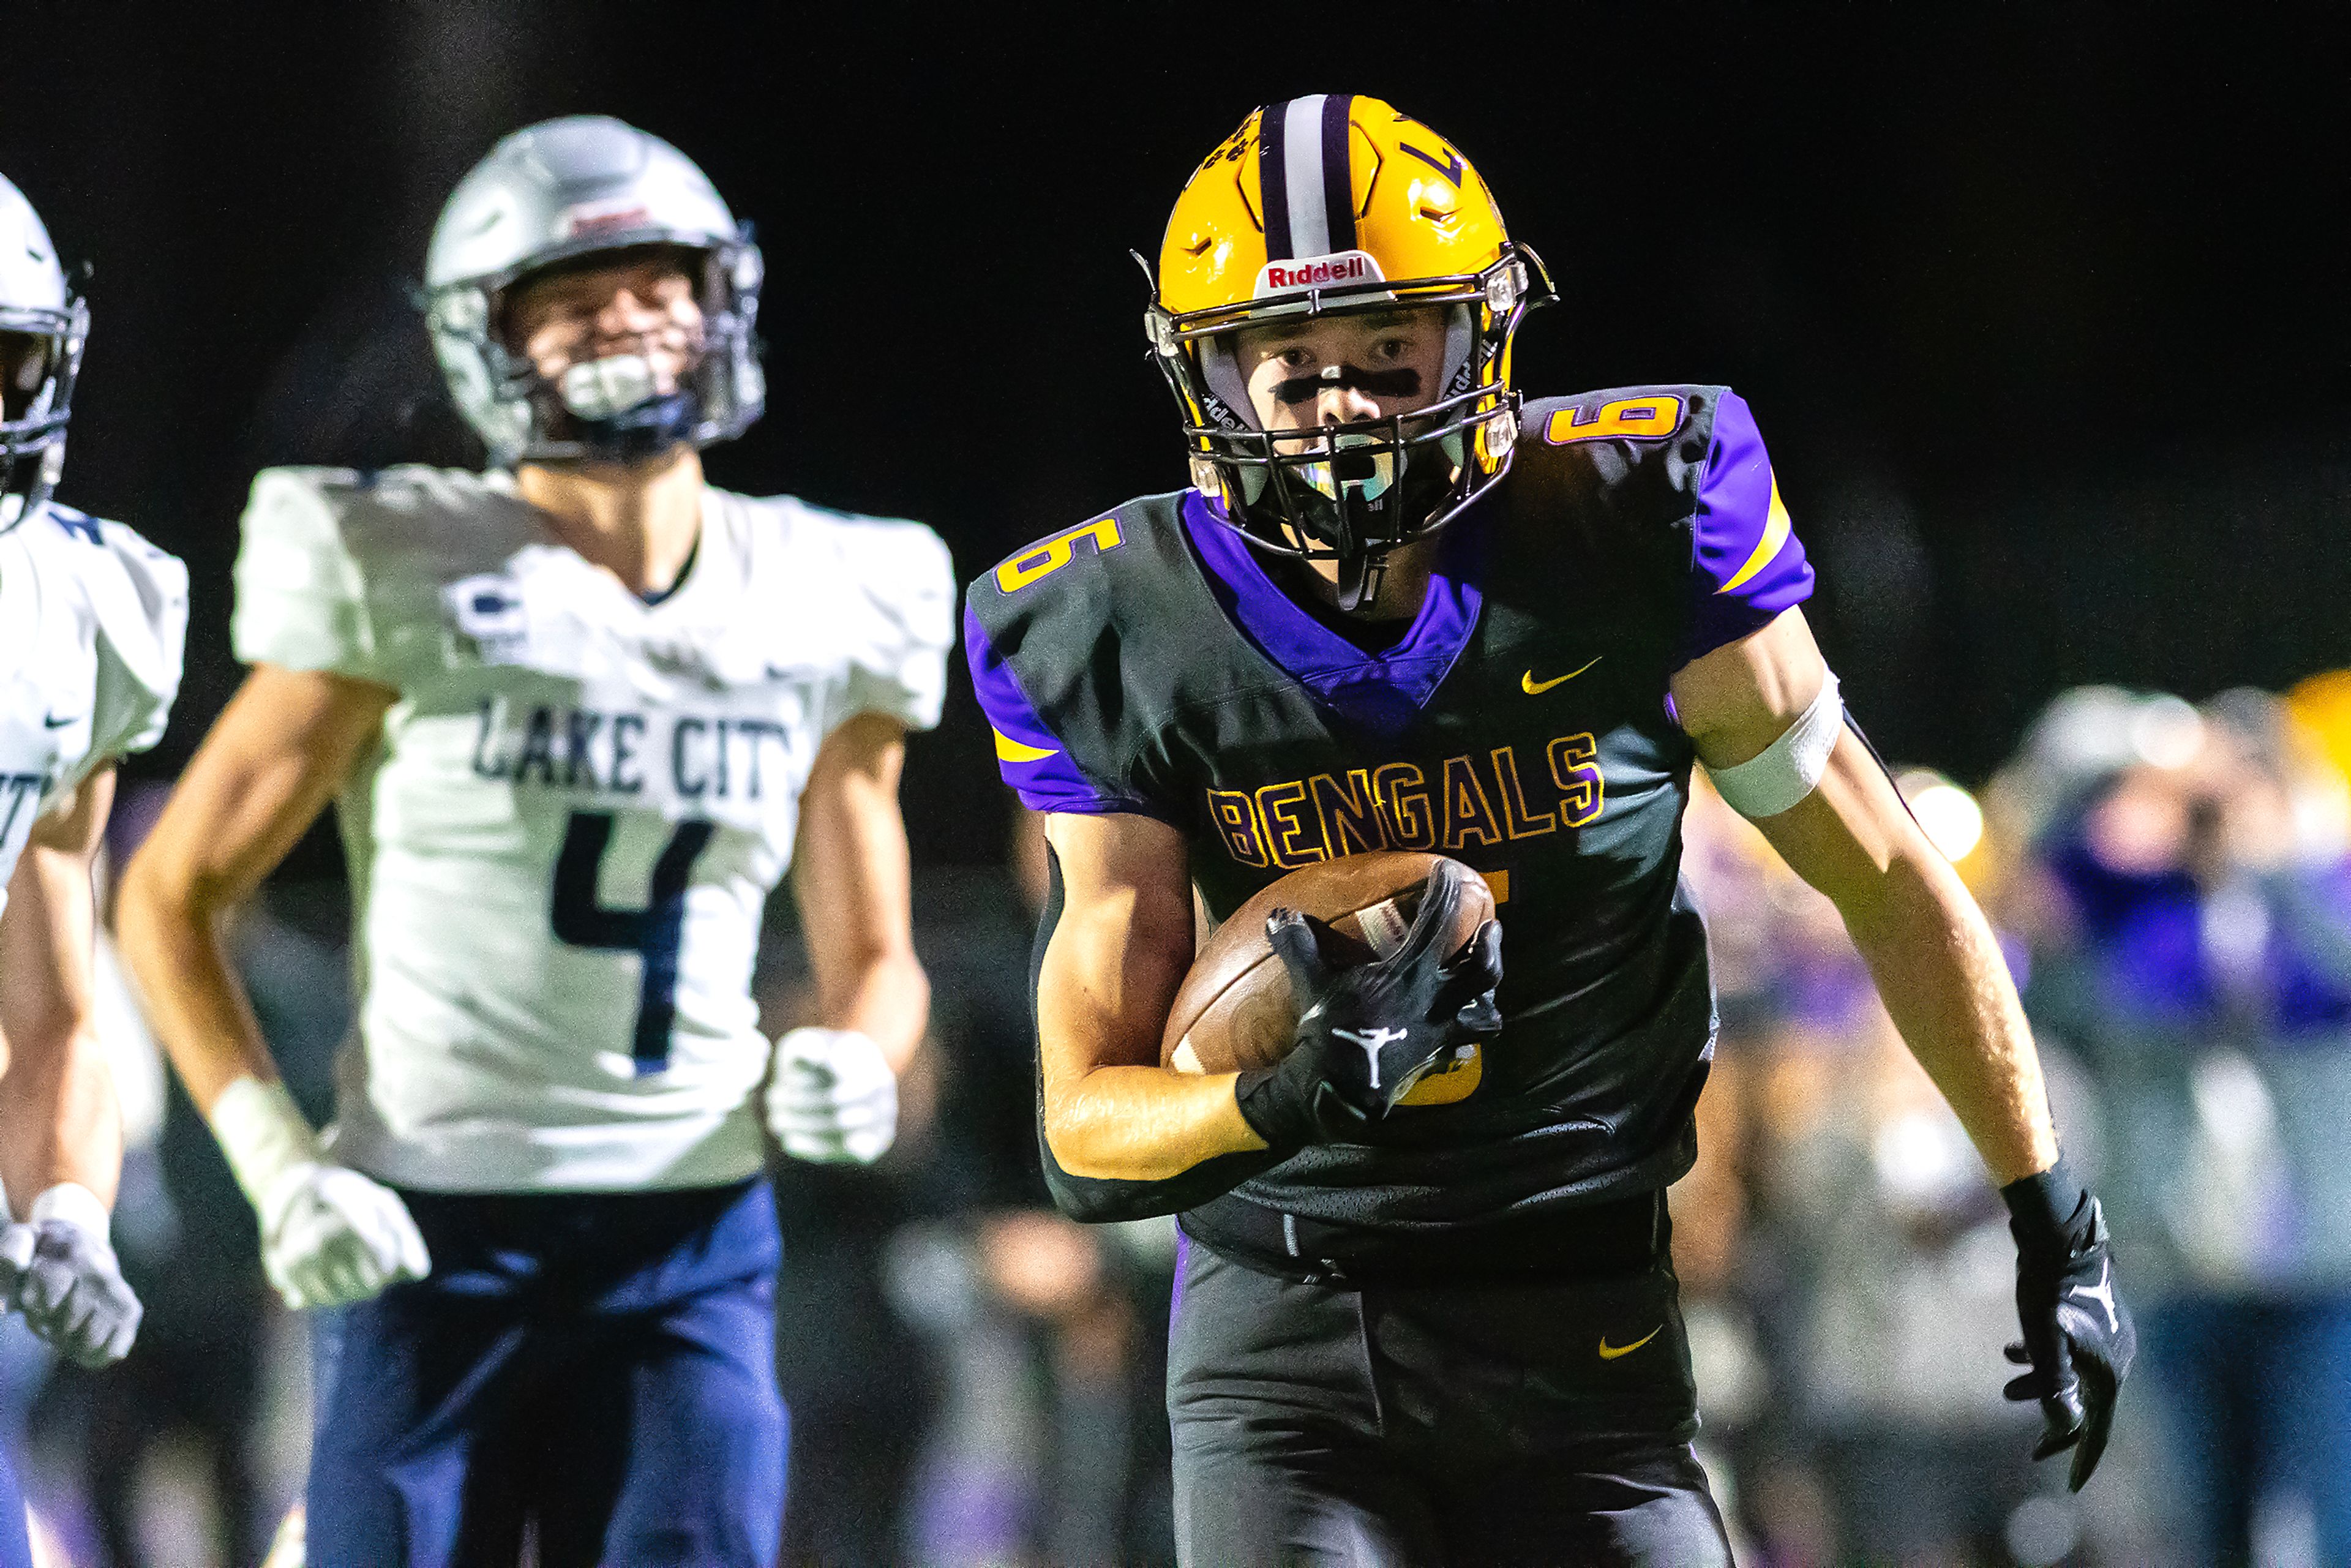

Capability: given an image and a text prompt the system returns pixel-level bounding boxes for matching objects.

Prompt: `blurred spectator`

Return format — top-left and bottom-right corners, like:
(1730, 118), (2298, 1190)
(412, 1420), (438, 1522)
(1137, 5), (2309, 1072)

(765, 817), (1176, 1567)
(878, 812), (1176, 1568)
(2012, 681), (2351, 1565)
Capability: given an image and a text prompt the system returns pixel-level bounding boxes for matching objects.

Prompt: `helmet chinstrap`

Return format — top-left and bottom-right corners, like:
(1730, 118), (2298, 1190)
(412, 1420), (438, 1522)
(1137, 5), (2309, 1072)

(1182, 389), (1524, 607)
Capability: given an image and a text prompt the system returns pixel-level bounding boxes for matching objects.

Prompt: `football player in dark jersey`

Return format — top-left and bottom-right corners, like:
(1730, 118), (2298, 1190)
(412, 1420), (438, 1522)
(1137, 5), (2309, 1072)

(967, 94), (2133, 1566)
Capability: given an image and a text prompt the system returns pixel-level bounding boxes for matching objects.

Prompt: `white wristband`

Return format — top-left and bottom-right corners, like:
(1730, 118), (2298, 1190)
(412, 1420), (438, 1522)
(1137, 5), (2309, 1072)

(209, 1076), (325, 1210)
(775, 1026), (880, 1062)
(27, 1182), (110, 1248)
(1708, 672), (1843, 819)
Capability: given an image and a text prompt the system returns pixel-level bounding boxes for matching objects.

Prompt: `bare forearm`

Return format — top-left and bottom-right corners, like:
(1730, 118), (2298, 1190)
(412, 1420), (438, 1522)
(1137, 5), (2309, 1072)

(822, 948), (930, 1072)
(0, 770), (126, 1205)
(1031, 809), (1264, 1188)
(1840, 849), (2058, 1184)
(789, 714), (932, 1069)
(0, 1029), (121, 1206)
(116, 869), (281, 1116)
(1045, 1060), (1265, 1181)
(1744, 729), (2060, 1185)
(1037, 923), (1265, 1181)
(112, 667), (387, 1124)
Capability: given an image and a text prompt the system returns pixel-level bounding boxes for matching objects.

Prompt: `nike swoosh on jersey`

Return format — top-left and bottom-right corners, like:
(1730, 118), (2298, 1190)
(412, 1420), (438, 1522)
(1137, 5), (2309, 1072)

(1597, 1325), (1662, 1360)
(1521, 657), (1601, 695)
(42, 712), (79, 729)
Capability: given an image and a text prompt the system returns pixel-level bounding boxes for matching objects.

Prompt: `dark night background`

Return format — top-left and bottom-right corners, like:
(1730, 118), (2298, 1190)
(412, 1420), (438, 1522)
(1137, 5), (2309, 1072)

(8, 4), (2344, 868)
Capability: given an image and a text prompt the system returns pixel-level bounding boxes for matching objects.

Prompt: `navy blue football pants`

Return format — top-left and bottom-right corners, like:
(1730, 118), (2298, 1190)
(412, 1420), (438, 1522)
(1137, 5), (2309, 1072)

(306, 1178), (787, 1568)
(1168, 1234), (1733, 1567)
(0, 1438), (31, 1568)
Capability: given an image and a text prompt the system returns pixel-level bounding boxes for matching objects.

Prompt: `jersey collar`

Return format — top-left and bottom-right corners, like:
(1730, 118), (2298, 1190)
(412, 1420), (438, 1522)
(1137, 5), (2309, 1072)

(1179, 489), (1484, 738)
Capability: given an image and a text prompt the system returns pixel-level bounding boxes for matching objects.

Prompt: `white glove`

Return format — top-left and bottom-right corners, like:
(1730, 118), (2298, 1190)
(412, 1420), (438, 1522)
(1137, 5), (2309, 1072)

(766, 1027), (898, 1165)
(211, 1076), (430, 1310)
(0, 1182), (143, 1368)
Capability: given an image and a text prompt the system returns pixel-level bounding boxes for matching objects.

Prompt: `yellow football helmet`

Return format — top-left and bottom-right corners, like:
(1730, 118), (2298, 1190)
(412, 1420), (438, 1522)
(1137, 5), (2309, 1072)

(1144, 94), (1553, 605)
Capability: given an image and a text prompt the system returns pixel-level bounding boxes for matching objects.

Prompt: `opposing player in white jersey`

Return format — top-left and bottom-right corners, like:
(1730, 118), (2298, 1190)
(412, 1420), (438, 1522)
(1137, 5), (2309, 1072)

(0, 171), (187, 1568)
(119, 117), (952, 1567)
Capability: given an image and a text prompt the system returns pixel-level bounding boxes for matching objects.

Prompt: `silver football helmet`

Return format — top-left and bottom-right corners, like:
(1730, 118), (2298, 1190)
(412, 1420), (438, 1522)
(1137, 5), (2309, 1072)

(0, 173), (85, 534)
(422, 116), (763, 466)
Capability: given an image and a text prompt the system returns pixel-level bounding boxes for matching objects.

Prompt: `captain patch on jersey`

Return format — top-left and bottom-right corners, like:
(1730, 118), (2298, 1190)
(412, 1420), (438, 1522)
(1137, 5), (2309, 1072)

(231, 464), (953, 1193)
(0, 506), (187, 912)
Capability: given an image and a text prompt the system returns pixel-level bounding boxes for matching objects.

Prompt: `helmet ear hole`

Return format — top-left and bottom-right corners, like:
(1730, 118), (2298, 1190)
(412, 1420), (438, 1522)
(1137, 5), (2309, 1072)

(1439, 304), (1475, 400)
(730, 246), (762, 295)
(433, 286), (489, 339)
(1197, 337), (1258, 431)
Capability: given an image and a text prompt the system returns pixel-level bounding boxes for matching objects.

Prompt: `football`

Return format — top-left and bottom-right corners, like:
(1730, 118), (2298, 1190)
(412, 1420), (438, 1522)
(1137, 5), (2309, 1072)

(1160, 851), (1496, 1076)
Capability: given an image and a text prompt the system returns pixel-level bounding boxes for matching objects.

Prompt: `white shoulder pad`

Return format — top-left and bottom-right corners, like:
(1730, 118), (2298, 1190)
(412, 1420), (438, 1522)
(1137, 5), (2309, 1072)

(33, 510), (189, 773)
(764, 497), (956, 733)
(232, 465), (533, 686)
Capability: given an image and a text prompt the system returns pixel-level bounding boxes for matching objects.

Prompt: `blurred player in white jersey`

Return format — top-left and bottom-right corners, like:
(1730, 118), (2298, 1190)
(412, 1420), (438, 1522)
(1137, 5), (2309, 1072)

(119, 117), (953, 1567)
(0, 171), (188, 1566)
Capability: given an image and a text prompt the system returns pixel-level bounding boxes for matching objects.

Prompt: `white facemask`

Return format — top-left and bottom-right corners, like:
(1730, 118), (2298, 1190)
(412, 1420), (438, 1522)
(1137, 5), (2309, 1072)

(560, 353), (661, 420)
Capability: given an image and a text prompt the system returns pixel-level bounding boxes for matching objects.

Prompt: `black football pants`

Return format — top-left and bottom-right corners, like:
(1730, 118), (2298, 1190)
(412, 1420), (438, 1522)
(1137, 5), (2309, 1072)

(1167, 1236), (1733, 1567)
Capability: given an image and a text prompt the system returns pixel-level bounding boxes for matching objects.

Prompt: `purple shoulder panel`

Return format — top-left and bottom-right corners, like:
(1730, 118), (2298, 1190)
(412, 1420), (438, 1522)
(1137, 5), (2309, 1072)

(962, 602), (1135, 816)
(1684, 389), (1815, 663)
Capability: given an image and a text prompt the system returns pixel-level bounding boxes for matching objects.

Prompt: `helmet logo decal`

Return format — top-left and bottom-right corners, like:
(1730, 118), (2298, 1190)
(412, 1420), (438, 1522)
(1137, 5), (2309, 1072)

(1258, 94), (1358, 261)
(1254, 250), (1385, 298)
(1397, 140), (1465, 188)
(561, 200), (654, 238)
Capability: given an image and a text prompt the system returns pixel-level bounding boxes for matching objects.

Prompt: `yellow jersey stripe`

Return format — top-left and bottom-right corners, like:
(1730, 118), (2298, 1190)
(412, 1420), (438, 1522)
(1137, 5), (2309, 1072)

(1719, 476), (1792, 595)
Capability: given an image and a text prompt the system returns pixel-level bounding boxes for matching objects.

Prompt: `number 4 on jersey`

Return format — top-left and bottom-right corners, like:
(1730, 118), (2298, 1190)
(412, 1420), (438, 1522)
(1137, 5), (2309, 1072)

(550, 811), (716, 1074)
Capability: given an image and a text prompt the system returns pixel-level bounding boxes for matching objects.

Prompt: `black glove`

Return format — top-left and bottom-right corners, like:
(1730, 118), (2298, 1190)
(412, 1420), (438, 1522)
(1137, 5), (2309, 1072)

(1237, 861), (1503, 1150)
(2001, 1160), (2135, 1490)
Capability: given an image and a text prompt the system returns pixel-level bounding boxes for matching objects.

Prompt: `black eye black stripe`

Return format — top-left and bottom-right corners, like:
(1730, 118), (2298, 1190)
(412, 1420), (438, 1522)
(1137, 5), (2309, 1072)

(1270, 366), (1423, 406)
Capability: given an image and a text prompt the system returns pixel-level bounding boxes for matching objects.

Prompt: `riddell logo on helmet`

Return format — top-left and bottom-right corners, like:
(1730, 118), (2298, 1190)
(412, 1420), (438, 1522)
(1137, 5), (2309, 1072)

(1254, 250), (1387, 297)
(561, 201), (654, 238)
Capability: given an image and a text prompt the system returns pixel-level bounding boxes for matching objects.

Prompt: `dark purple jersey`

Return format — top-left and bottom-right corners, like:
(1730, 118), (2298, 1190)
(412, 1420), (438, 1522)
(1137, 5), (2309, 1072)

(967, 385), (1813, 1242)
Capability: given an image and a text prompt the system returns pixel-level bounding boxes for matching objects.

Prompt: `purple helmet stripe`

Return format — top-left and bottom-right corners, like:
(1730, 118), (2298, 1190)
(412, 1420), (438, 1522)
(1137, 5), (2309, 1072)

(1319, 94), (1357, 253)
(1259, 95), (1354, 263)
(1259, 102), (1295, 260)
